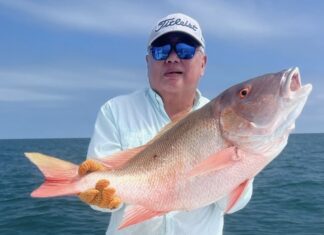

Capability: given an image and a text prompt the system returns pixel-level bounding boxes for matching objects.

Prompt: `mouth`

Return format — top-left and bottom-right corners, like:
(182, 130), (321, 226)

(164, 70), (183, 77)
(274, 67), (312, 134)
(280, 67), (312, 99)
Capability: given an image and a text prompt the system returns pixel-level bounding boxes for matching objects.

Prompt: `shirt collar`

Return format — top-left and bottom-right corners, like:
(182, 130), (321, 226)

(147, 88), (203, 121)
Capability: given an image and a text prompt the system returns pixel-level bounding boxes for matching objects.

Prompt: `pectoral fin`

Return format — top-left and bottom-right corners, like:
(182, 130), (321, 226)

(188, 146), (243, 177)
(118, 205), (167, 230)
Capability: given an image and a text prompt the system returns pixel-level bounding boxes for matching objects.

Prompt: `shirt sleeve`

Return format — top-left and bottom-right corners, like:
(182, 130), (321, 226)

(86, 102), (124, 212)
(216, 178), (254, 214)
(87, 102), (122, 158)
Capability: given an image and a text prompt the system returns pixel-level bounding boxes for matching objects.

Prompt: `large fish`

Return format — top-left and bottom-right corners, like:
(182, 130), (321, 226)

(26, 67), (312, 229)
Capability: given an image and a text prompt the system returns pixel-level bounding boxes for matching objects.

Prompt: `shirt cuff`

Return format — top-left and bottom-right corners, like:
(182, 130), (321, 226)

(89, 202), (124, 213)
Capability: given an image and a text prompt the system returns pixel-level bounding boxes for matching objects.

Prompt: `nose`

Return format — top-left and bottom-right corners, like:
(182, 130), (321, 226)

(166, 49), (180, 63)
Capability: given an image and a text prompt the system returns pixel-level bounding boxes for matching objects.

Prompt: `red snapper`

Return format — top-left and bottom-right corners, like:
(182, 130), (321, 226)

(25, 67), (312, 229)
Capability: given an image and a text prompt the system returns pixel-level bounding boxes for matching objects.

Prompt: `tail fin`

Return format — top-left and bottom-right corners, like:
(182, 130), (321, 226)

(25, 152), (80, 198)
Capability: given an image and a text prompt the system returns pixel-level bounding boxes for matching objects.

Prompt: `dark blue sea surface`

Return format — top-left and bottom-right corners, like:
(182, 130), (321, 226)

(0, 134), (323, 235)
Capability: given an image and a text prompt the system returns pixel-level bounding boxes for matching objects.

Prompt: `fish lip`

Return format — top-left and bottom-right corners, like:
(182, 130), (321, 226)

(280, 67), (300, 98)
(280, 67), (312, 99)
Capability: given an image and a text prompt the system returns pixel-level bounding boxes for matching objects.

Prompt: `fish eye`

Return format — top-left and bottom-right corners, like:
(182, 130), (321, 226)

(239, 87), (250, 99)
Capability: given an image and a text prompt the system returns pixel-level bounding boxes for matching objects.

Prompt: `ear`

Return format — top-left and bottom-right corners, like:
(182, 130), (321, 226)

(200, 55), (207, 76)
(146, 54), (150, 72)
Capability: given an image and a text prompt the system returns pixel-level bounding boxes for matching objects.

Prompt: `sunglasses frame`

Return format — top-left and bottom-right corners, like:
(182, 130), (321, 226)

(149, 42), (199, 61)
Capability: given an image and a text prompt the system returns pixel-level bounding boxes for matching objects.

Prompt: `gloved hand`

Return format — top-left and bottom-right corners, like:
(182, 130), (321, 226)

(78, 159), (122, 209)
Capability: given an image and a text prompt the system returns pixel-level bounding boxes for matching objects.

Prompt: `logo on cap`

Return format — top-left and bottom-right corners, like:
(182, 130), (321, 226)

(155, 17), (198, 32)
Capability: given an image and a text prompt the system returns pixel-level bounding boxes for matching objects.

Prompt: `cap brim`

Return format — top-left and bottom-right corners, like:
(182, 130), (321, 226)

(149, 30), (204, 47)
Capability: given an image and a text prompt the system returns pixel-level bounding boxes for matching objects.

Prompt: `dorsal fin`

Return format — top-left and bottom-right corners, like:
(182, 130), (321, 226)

(100, 111), (189, 169)
(99, 145), (147, 169)
(147, 110), (189, 145)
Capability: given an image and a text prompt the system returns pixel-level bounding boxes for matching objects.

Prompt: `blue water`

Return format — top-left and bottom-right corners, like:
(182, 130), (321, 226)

(0, 134), (323, 234)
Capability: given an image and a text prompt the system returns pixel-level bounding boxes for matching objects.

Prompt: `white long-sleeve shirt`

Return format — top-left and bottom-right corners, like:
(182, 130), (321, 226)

(87, 88), (253, 235)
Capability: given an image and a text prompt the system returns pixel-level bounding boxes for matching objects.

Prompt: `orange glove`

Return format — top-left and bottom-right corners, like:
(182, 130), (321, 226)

(78, 159), (122, 209)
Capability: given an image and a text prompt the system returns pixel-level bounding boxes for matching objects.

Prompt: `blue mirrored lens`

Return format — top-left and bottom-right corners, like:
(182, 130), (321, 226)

(175, 43), (196, 59)
(151, 43), (197, 61)
(151, 44), (171, 61)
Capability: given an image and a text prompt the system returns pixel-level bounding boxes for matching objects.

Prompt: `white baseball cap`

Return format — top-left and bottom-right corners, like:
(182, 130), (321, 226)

(148, 13), (205, 48)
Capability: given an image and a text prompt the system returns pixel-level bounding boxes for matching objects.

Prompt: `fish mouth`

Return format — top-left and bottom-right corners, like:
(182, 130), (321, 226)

(267, 67), (312, 137)
(278, 67), (312, 131)
(280, 67), (312, 100)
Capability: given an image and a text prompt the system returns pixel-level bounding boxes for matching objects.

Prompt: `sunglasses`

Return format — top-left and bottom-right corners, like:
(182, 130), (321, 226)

(150, 42), (198, 61)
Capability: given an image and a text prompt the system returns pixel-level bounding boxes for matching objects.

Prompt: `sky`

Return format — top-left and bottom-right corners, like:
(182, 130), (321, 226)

(0, 0), (323, 139)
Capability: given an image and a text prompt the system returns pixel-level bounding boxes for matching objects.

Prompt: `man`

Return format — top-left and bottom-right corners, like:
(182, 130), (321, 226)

(78, 13), (253, 235)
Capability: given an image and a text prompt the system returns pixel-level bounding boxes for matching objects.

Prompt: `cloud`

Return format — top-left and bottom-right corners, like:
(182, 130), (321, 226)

(0, 66), (146, 89)
(0, 88), (68, 102)
(0, 0), (320, 40)
(170, 1), (319, 39)
(0, 66), (147, 102)
(0, 0), (157, 35)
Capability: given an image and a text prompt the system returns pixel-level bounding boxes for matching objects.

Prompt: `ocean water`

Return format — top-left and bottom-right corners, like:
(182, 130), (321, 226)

(0, 134), (323, 235)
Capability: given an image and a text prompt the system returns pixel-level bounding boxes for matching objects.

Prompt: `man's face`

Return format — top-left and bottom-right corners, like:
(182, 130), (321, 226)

(146, 33), (207, 96)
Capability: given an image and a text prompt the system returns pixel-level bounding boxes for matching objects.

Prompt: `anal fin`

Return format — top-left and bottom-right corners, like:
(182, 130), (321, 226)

(118, 205), (167, 230)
